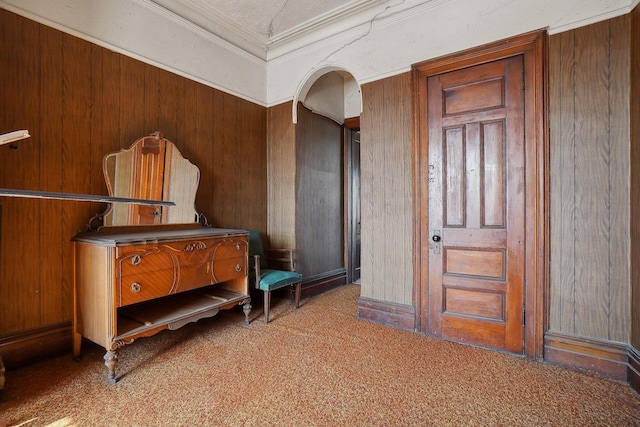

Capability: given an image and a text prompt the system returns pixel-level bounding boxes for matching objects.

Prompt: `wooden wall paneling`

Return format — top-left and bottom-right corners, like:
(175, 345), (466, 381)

(573, 21), (613, 339)
(207, 87), (222, 225)
(143, 64), (160, 132)
(0, 11), (42, 334)
(391, 72), (413, 305)
(360, 80), (381, 301)
(90, 44), (119, 222)
(39, 24), (65, 326)
(61, 34), (93, 331)
(220, 92), (240, 228)
(144, 65), (178, 136)
(267, 101), (296, 248)
(193, 84), (214, 223)
(295, 104), (343, 278)
(632, 0), (640, 386)
(156, 68), (180, 141)
(118, 55), (146, 148)
(100, 49), (123, 180)
(632, 2), (640, 352)
(90, 45), (106, 211)
(549, 16), (631, 345)
(176, 79), (199, 180)
(244, 101), (267, 232)
(549, 30), (577, 334)
(295, 104), (311, 275)
(359, 74), (413, 305)
(376, 75), (394, 303)
(608, 15), (631, 342)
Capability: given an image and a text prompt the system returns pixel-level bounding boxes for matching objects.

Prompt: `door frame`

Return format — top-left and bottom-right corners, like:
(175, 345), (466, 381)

(411, 30), (548, 359)
(344, 116), (361, 284)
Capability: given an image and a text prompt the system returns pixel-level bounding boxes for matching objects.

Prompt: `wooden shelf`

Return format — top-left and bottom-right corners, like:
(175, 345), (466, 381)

(116, 288), (247, 338)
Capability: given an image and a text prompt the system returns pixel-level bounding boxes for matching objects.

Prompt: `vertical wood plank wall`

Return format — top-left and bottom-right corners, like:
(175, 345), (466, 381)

(549, 15), (630, 342)
(0, 10), (267, 337)
(266, 102), (296, 249)
(295, 104), (343, 278)
(631, 4), (640, 352)
(360, 73), (414, 305)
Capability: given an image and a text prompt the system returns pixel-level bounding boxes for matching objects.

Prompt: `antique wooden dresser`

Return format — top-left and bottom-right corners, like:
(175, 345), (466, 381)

(72, 132), (251, 383)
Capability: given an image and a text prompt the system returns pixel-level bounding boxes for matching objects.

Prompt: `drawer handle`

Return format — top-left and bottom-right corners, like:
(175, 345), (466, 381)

(235, 264), (242, 272)
(185, 241), (207, 251)
(131, 255), (141, 266)
(131, 282), (142, 293)
(236, 243), (240, 251)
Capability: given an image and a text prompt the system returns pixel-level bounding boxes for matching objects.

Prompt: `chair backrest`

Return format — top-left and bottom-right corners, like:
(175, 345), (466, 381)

(248, 230), (268, 270)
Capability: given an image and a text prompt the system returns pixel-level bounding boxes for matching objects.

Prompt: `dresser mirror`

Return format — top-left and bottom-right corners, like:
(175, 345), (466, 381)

(101, 131), (200, 228)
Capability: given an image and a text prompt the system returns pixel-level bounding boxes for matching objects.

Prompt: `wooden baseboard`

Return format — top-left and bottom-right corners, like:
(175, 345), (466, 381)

(357, 296), (416, 331)
(295, 268), (347, 298)
(544, 331), (628, 380)
(628, 345), (640, 393)
(0, 322), (71, 370)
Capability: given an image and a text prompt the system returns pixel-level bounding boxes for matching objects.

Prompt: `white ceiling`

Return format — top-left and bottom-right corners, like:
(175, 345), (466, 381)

(149, 0), (390, 59)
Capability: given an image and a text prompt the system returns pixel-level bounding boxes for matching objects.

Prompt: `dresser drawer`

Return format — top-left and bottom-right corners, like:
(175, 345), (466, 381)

(118, 269), (177, 307)
(118, 248), (176, 276)
(213, 256), (246, 283)
(213, 239), (247, 259)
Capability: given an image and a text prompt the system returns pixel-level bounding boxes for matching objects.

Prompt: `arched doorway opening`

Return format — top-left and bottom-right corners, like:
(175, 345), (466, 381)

(294, 67), (362, 286)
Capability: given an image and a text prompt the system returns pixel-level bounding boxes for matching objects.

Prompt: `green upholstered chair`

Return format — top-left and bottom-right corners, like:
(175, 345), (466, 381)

(248, 230), (302, 324)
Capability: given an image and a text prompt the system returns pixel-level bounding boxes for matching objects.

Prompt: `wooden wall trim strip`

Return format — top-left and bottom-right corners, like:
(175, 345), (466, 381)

(629, 346), (640, 393)
(0, 322), (71, 369)
(544, 331), (628, 380)
(297, 268), (347, 298)
(357, 296), (416, 331)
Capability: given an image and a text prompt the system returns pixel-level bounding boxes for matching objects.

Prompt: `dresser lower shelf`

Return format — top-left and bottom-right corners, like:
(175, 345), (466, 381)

(116, 287), (250, 340)
(74, 286), (251, 384)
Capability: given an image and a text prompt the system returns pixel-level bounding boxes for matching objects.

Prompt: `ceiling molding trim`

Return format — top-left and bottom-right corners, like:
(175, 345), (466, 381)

(548, 2), (635, 34)
(137, 0), (266, 64)
(369, 0), (455, 30)
(265, 0), (453, 61)
(267, 0), (388, 48)
(148, 0), (267, 59)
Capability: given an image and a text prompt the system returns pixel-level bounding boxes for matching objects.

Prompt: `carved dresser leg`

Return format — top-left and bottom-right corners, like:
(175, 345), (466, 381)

(243, 302), (252, 325)
(104, 350), (118, 384)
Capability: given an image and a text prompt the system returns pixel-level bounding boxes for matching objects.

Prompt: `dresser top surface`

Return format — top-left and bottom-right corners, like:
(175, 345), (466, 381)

(73, 227), (248, 246)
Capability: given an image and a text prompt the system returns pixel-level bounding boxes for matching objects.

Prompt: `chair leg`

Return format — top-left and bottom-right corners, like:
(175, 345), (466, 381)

(263, 290), (271, 324)
(294, 282), (301, 309)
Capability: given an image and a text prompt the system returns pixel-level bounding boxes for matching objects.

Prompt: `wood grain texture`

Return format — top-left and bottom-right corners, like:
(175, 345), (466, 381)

(266, 101), (296, 249)
(360, 73), (414, 305)
(549, 30), (577, 336)
(549, 16), (630, 342)
(0, 11), (42, 333)
(0, 9), (266, 336)
(631, 4), (640, 352)
(608, 15), (631, 343)
(295, 104), (343, 278)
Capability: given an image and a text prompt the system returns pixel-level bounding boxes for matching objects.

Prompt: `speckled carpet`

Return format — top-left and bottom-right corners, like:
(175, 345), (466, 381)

(1, 284), (639, 426)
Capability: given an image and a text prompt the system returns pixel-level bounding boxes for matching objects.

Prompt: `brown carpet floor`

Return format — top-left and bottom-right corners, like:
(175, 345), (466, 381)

(1, 284), (639, 426)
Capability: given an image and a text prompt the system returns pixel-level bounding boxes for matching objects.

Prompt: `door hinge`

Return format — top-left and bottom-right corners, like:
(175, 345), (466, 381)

(522, 308), (526, 325)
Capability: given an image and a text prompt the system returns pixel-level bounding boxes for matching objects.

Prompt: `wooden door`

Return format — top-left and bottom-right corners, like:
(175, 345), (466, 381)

(426, 56), (525, 353)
